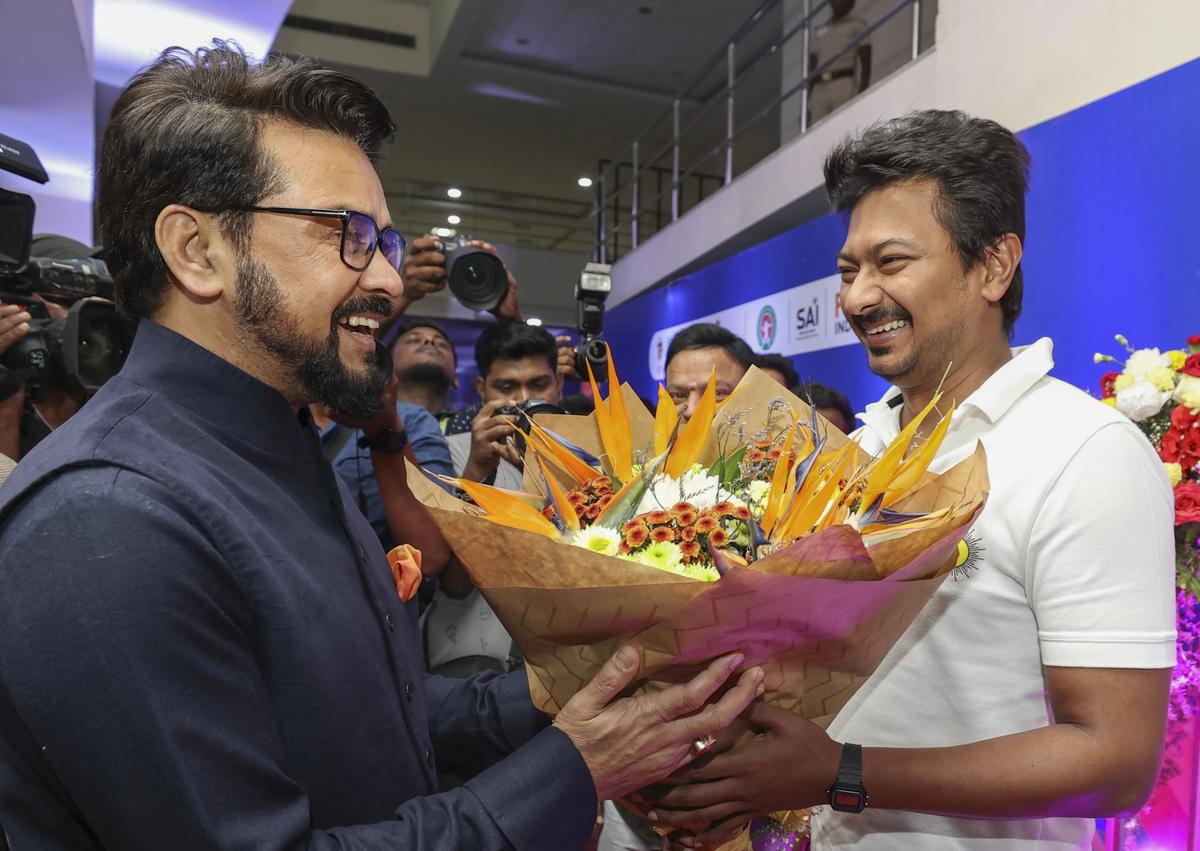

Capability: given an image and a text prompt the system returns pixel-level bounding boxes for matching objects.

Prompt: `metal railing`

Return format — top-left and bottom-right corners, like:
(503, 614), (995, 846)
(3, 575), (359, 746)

(589, 0), (935, 264)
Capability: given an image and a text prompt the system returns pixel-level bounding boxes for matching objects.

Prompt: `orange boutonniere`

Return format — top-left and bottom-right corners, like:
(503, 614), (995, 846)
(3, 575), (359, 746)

(386, 544), (423, 602)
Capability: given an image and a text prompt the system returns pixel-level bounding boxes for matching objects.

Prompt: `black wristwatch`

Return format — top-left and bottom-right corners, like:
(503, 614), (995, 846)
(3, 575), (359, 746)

(358, 427), (407, 454)
(827, 742), (869, 812)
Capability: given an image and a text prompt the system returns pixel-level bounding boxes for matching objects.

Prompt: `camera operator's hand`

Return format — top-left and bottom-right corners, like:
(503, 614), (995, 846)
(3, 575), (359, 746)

(554, 335), (580, 382)
(461, 398), (523, 483)
(0, 302), (32, 355)
(399, 235), (448, 303)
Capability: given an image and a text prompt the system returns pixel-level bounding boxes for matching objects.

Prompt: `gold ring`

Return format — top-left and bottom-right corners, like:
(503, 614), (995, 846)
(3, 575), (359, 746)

(692, 734), (717, 756)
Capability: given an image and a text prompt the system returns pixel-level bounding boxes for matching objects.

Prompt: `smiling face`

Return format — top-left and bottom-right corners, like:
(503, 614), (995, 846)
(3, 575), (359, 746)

(224, 122), (404, 418)
(836, 178), (1004, 391)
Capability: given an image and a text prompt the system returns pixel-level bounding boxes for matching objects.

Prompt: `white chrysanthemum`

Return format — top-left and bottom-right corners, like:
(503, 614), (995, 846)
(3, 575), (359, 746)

(747, 480), (771, 514)
(1175, 374), (1200, 412)
(636, 470), (728, 514)
(568, 526), (622, 557)
(1115, 380), (1172, 421)
(1124, 348), (1172, 381)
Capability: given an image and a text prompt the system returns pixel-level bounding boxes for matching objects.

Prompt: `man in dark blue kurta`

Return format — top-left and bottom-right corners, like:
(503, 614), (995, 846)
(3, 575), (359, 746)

(0, 43), (761, 850)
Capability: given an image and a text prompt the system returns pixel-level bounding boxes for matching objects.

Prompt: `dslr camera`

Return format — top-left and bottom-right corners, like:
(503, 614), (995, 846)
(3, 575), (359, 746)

(572, 262), (612, 379)
(439, 233), (510, 312)
(496, 397), (565, 455)
(0, 132), (134, 399)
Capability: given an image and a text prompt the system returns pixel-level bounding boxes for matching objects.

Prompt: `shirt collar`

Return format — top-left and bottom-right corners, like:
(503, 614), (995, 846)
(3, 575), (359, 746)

(859, 337), (1055, 441)
(119, 319), (316, 457)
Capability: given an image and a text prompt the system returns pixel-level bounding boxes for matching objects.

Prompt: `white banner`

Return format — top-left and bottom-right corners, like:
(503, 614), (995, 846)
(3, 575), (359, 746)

(647, 273), (860, 381)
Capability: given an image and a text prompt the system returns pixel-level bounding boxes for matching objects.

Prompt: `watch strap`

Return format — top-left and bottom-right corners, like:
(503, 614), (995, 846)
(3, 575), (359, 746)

(827, 742), (869, 812)
(358, 427), (407, 454)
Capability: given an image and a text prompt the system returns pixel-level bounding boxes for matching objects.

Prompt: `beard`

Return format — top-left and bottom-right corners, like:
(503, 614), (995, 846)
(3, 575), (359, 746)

(396, 359), (454, 394)
(234, 257), (391, 420)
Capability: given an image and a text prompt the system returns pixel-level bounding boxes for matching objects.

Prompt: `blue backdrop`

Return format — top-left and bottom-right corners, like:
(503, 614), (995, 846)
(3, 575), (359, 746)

(605, 57), (1200, 414)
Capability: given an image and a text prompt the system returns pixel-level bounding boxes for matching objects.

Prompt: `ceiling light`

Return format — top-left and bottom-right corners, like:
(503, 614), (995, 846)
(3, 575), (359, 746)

(446, 187), (462, 199)
(433, 226), (456, 238)
(577, 176), (594, 188)
(526, 317), (543, 326)
(446, 214), (461, 225)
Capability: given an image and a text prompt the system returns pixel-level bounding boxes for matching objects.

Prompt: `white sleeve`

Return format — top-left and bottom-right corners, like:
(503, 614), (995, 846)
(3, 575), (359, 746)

(1027, 421), (1177, 668)
(447, 432), (470, 477)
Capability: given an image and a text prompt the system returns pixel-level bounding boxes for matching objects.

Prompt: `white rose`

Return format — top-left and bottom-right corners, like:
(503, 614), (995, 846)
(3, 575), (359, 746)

(1124, 348), (1172, 381)
(1115, 380), (1172, 421)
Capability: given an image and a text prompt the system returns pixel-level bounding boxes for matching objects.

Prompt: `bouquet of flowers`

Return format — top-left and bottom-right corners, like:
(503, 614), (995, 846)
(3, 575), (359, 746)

(1095, 334), (1200, 829)
(410, 355), (988, 846)
(1095, 334), (1200, 595)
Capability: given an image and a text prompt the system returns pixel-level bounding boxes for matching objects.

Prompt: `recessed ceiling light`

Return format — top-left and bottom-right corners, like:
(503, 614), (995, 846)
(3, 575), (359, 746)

(433, 226), (456, 238)
(446, 214), (461, 225)
(446, 187), (462, 199)
(526, 317), (543, 326)
(577, 176), (594, 188)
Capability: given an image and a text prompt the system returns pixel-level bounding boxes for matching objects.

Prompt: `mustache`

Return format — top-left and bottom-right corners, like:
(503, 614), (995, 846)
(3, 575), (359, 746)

(332, 297), (394, 324)
(848, 306), (911, 331)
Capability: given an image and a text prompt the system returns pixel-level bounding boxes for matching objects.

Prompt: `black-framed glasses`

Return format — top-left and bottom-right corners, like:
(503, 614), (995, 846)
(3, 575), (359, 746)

(236, 206), (406, 273)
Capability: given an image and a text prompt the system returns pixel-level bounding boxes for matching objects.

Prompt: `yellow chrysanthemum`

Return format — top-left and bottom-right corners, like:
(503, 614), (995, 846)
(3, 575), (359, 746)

(570, 526), (621, 557)
(1176, 375), (1200, 412)
(1103, 397), (1118, 408)
(1164, 463), (1183, 487)
(1168, 350), (1188, 370)
(631, 541), (684, 574)
(1113, 373), (1135, 392)
(1147, 367), (1177, 392)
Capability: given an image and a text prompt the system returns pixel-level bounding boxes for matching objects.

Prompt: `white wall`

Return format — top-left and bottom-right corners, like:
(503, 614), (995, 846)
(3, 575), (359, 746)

(612, 0), (1200, 307)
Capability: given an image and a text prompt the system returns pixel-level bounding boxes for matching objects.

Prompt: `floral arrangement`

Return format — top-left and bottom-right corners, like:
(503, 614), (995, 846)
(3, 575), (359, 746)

(412, 354), (988, 850)
(1095, 333), (1200, 842)
(452, 356), (963, 585)
(1095, 333), (1200, 595)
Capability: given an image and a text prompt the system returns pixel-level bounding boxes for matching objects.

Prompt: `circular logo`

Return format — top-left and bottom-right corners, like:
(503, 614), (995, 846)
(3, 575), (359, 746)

(757, 305), (777, 351)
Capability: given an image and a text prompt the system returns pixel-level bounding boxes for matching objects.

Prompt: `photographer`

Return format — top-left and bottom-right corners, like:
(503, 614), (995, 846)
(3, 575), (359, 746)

(391, 234), (521, 325)
(450, 319), (563, 489)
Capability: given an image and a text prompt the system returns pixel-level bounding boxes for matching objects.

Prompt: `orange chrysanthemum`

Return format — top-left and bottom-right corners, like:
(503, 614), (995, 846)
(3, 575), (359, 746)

(645, 510), (674, 526)
(767, 447), (783, 461)
(679, 540), (702, 560)
(622, 518), (647, 535)
(679, 525), (698, 542)
(695, 515), (718, 533)
(673, 507), (698, 526)
(597, 494), (614, 509)
(709, 527), (730, 547)
(745, 447), (766, 463)
(713, 501), (736, 517)
(650, 526), (676, 543)
(733, 505), (751, 521)
(624, 525), (648, 547)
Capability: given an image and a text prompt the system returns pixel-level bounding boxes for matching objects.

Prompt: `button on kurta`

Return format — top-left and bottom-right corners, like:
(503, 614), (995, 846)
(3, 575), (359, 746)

(404, 682), (414, 701)
(384, 613), (395, 630)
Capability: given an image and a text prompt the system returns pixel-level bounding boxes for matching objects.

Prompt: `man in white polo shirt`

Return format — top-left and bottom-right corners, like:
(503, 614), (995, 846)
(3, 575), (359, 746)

(650, 109), (1176, 850)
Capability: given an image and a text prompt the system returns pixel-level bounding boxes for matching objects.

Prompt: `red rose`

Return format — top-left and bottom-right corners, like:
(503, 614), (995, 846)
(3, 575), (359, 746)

(1100, 371), (1119, 398)
(1175, 482), (1200, 525)
(1172, 404), (1196, 430)
(1183, 353), (1200, 377)
(1188, 334), (1200, 349)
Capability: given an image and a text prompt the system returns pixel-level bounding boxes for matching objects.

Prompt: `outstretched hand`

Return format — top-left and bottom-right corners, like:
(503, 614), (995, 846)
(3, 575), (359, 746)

(554, 648), (765, 803)
(642, 701), (841, 843)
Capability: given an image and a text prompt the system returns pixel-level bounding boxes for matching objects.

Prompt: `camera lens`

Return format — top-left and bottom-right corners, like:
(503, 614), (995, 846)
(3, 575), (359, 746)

(574, 336), (608, 377)
(77, 315), (128, 385)
(447, 249), (507, 311)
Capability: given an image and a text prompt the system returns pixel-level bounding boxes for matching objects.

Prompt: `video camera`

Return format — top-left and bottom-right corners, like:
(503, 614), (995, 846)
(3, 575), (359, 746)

(572, 262), (611, 379)
(0, 132), (134, 398)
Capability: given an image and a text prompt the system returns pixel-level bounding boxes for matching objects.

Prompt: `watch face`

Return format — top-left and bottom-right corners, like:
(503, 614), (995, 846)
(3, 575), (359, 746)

(831, 787), (867, 812)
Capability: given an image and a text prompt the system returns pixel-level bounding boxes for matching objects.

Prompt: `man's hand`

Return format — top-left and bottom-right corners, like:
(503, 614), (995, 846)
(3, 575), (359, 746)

(0, 302), (32, 354)
(399, 235), (448, 304)
(461, 398), (522, 482)
(555, 647), (765, 803)
(554, 335), (578, 382)
(646, 702), (840, 838)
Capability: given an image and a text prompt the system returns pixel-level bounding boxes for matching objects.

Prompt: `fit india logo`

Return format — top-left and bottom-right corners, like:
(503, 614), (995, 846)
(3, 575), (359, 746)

(756, 305), (777, 351)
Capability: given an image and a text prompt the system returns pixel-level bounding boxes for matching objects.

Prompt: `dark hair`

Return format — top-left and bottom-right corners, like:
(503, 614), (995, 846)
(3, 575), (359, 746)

(97, 41), (395, 320)
(756, 353), (800, 387)
(394, 317), (456, 364)
(792, 382), (855, 430)
(823, 109), (1030, 335)
(665, 323), (755, 371)
(474, 320), (557, 379)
